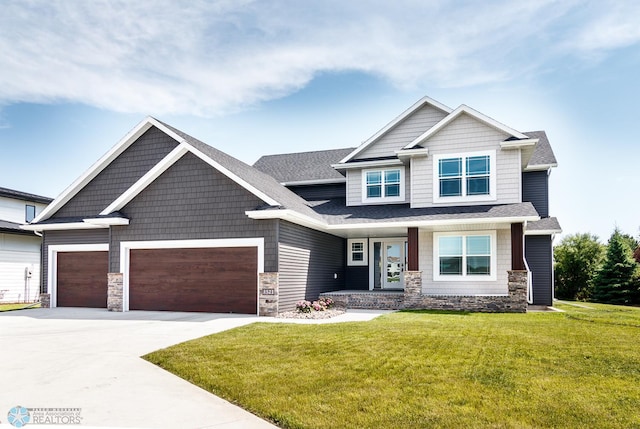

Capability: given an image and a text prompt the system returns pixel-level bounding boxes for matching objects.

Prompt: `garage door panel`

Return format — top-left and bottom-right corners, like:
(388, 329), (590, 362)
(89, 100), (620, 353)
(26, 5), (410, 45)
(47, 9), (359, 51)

(57, 251), (108, 308)
(129, 247), (257, 313)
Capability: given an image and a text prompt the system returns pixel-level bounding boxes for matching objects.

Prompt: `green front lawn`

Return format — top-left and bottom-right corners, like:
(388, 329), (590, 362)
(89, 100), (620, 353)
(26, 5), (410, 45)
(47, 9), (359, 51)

(144, 303), (640, 428)
(0, 303), (40, 311)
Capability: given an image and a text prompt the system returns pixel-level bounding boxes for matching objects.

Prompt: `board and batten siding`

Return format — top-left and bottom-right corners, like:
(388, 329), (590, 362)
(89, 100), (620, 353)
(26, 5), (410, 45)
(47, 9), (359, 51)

(525, 235), (553, 306)
(0, 234), (41, 302)
(53, 127), (178, 218)
(355, 105), (448, 159)
(42, 229), (110, 293)
(522, 171), (549, 217)
(411, 113), (521, 207)
(418, 228), (511, 295)
(346, 166), (411, 206)
(278, 221), (345, 311)
(109, 152), (278, 273)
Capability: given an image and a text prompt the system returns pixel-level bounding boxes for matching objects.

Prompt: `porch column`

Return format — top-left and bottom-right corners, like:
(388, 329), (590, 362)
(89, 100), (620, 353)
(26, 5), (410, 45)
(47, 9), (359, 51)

(408, 227), (419, 271)
(511, 223), (525, 270)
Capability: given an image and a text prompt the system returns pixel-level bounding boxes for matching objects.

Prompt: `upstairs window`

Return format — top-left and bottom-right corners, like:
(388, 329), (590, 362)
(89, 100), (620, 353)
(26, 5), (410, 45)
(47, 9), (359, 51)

(434, 151), (496, 203)
(362, 167), (404, 203)
(25, 205), (36, 222)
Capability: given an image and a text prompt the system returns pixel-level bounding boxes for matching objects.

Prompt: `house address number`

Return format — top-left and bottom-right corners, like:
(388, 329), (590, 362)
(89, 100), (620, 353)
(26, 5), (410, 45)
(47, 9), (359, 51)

(261, 288), (276, 295)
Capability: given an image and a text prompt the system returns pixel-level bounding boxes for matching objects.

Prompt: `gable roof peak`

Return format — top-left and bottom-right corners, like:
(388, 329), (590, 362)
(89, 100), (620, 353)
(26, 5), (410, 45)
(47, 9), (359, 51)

(338, 95), (453, 164)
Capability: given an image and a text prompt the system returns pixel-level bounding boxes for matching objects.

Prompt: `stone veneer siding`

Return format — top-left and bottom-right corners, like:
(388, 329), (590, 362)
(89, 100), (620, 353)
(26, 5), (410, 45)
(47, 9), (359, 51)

(321, 270), (528, 313)
(259, 272), (279, 316)
(107, 273), (124, 312)
(40, 293), (50, 308)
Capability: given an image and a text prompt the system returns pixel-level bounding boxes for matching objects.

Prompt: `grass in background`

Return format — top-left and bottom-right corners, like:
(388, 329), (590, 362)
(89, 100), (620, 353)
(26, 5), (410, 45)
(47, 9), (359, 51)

(0, 303), (40, 311)
(145, 303), (640, 428)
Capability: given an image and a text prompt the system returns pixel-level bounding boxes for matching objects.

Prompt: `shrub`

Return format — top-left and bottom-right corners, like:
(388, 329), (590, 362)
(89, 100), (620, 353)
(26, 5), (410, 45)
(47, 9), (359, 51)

(296, 297), (334, 313)
(295, 300), (313, 313)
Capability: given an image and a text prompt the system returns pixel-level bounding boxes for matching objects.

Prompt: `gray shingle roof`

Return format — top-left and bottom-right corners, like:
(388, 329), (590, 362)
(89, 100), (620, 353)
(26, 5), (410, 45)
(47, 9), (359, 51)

(302, 200), (539, 225)
(0, 219), (34, 235)
(0, 187), (52, 204)
(524, 131), (557, 167)
(156, 120), (325, 222)
(253, 148), (354, 183)
(526, 216), (561, 233)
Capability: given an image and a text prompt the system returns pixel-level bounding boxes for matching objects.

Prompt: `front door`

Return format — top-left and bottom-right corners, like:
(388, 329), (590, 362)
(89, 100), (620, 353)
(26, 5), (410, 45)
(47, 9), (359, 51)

(383, 241), (405, 289)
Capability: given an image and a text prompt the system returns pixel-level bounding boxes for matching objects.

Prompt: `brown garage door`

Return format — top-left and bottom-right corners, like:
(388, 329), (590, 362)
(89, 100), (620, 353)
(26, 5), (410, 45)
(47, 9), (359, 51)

(129, 247), (257, 314)
(57, 251), (108, 308)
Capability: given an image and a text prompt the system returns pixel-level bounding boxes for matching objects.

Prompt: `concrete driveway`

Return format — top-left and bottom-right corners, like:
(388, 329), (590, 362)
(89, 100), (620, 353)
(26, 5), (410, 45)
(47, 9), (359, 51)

(0, 308), (277, 428)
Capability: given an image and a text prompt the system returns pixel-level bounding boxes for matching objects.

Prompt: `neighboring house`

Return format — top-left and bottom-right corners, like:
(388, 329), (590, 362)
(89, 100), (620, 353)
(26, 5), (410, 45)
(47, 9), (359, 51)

(0, 187), (52, 303)
(24, 96), (560, 314)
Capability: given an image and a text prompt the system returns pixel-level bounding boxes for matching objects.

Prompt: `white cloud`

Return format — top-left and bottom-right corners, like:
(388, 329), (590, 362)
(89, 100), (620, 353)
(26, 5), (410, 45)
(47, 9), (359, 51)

(0, 0), (636, 116)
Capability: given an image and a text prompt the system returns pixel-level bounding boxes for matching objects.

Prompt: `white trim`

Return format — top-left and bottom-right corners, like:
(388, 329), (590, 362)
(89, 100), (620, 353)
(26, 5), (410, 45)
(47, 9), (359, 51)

(405, 105), (529, 150)
(395, 148), (429, 160)
(119, 238), (264, 314)
(339, 96), (452, 163)
(500, 138), (538, 149)
(525, 229), (562, 236)
(432, 150), (497, 204)
(246, 209), (540, 232)
(21, 222), (109, 231)
(47, 243), (109, 308)
(100, 144), (190, 214)
(33, 117), (169, 223)
(361, 166), (405, 203)
(524, 163), (558, 171)
(347, 239), (368, 266)
(185, 143), (281, 207)
(83, 217), (130, 226)
(432, 230), (497, 282)
(281, 178), (346, 186)
(332, 159), (403, 170)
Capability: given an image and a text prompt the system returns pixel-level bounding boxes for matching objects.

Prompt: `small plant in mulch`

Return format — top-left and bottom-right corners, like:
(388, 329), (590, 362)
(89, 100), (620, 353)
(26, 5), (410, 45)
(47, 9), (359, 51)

(296, 297), (335, 313)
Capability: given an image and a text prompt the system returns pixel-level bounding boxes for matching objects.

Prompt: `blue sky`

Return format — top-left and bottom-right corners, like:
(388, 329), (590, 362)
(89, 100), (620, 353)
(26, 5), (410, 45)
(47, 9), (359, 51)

(1, 0), (639, 242)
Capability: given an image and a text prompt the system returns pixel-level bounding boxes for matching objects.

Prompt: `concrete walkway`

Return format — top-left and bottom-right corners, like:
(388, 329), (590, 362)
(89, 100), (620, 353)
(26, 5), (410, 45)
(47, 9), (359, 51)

(0, 307), (388, 428)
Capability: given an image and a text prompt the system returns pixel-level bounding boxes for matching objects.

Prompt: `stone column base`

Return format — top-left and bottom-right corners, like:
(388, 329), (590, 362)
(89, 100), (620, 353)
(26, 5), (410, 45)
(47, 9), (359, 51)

(108, 273), (124, 312)
(39, 293), (51, 308)
(259, 272), (279, 316)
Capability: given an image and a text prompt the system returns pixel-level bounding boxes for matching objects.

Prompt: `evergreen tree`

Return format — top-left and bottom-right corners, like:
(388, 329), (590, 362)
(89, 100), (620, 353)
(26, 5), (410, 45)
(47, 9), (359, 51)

(554, 234), (605, 300)
(592, 228), (639, 305)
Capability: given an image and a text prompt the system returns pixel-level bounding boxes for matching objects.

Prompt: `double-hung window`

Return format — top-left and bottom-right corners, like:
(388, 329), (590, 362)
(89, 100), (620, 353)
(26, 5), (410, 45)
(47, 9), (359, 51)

(347, 239), (368, 266)
(434, 151), (495, 203)
(362, 167), (404, 203)
(433, 231), (496, 281)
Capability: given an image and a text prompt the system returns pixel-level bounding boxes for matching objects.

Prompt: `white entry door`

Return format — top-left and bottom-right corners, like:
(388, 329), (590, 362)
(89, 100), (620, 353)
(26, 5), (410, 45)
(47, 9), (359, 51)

(383, 241), (405, 289)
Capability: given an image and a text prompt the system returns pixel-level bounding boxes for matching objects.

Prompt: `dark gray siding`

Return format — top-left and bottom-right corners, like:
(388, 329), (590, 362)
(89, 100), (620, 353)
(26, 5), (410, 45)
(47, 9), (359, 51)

(53, 127), (178, 218)
(109, 152), (278, 272)
(525, 235), (553, 306)
(278, 221), (345, 311)
(287, 184), (346, 200)
(522, 171), (549, 217)
(345, 266), (369, 290)
(41, 229), (110, 293)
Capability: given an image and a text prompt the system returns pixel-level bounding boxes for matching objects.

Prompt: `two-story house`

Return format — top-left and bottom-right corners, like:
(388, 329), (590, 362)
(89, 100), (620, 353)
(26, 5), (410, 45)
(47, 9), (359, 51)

(1, 187), (52, 303)
(23, 96), (559, 314)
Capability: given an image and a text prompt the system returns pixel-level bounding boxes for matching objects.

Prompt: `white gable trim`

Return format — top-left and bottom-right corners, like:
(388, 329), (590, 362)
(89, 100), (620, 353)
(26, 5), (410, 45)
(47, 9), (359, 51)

(404, 105), (529, 150)
(100, 139), (281, 215)
(339, 96), (452, 163)
(100, 144), (191, 215)
(33, 116), (185, 223)
(186, 143), (281, 207)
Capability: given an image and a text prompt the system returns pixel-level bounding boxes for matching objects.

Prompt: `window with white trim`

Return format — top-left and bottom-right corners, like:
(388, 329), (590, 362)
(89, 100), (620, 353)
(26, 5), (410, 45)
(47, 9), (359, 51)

(25, 205), (36, 222)
(362, 167), (405, 203)
(433, 151), (496, 203)
(348, 239), (368, 266)
(433, 231), (497, 281)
